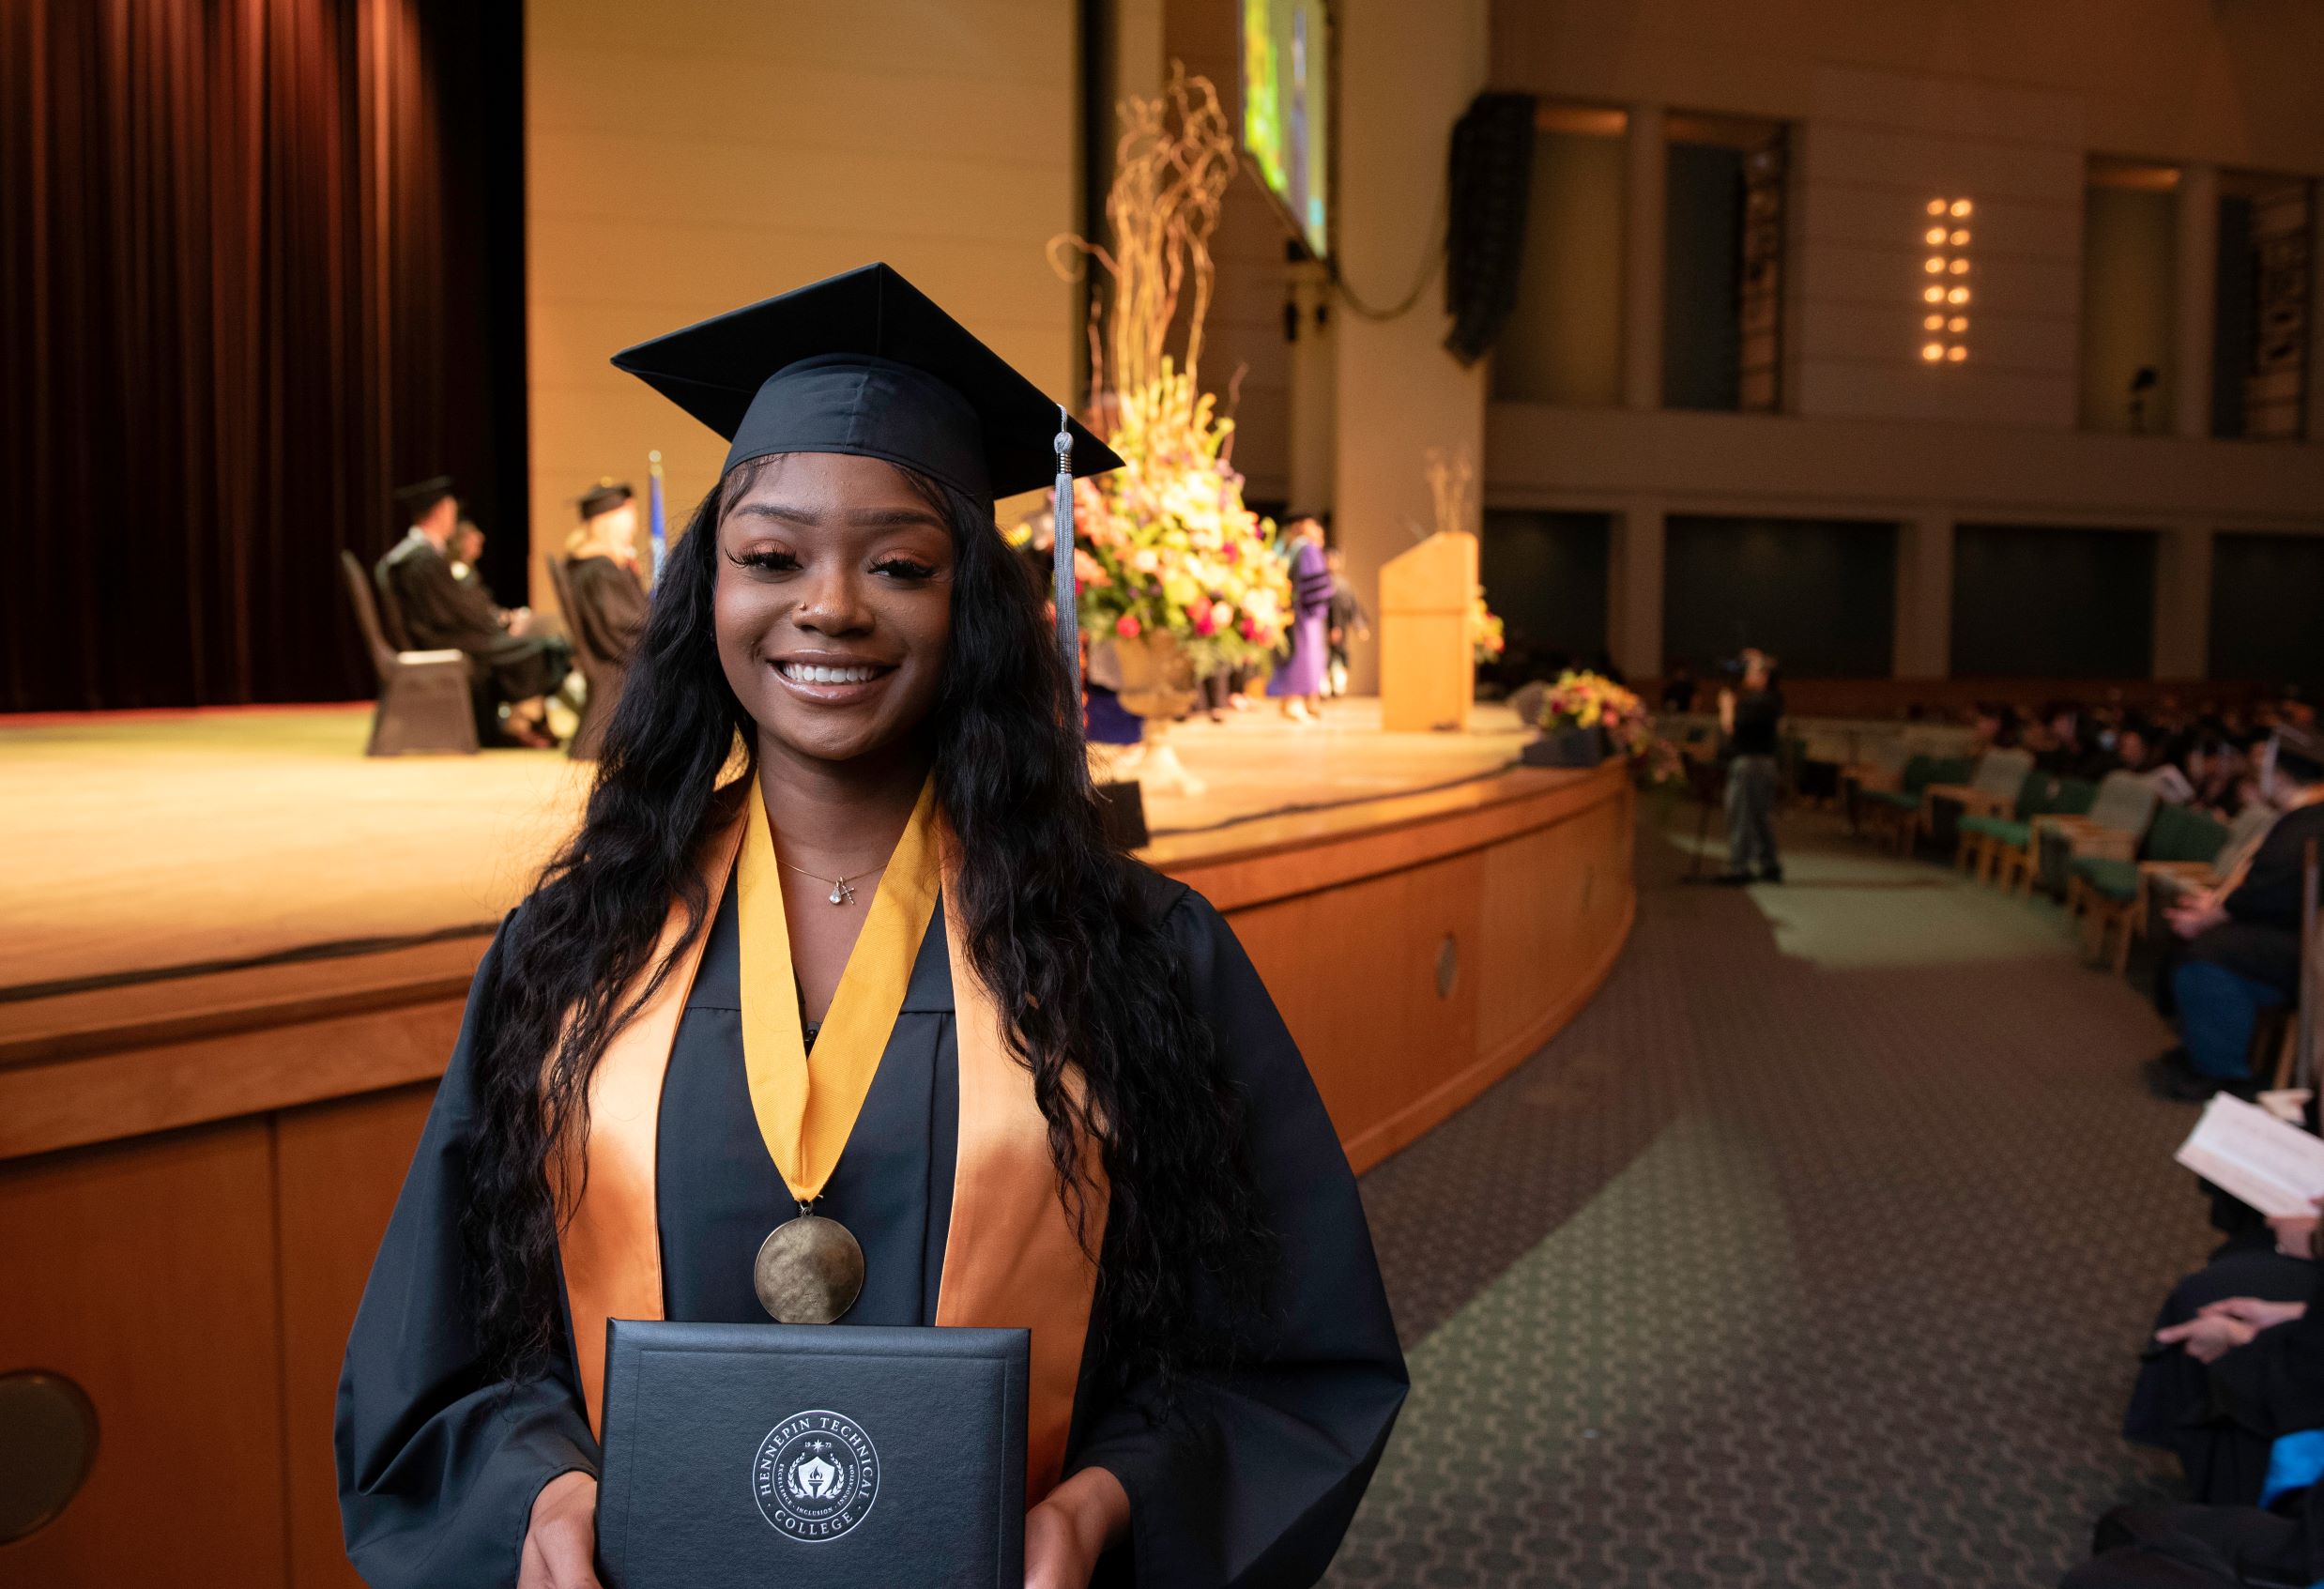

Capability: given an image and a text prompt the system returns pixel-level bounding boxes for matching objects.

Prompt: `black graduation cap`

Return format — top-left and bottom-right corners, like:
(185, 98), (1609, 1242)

(609, 263), (1121, 503)
(578, 480), (634, 520)
(393, 475), (455, 519)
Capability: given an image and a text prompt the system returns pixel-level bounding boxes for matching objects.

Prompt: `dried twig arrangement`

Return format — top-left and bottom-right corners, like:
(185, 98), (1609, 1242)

(1049, 64), (1237, 409)
(1425, 446), (1476, 540)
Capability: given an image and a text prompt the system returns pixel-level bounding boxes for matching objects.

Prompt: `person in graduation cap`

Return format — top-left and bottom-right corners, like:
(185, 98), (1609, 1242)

(378, 477), (573, 749)
(560, 481), (650, 667)
(336, 264), (1408, 1589)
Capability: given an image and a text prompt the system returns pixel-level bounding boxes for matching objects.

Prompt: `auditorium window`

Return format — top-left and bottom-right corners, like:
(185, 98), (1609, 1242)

(1494, 102), (1626, 405)
(1662, 516), (1894, 677)
(1951, 525), (2156, 679)
(1479, 510), (1611, 678)
(1662, 114), (1789, 413)
(2212, 173), (2314, 440)
(2079, 158), (2179, 435)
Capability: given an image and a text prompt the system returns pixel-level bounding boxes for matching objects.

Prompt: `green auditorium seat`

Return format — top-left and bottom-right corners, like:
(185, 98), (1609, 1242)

(2039, 771), (2159, 900)
(1986, 773), (2098, 894)
(1861, 754), (1977, 854)
(2070, 796), (2225, 970)
(1928, 747), (2035, 863)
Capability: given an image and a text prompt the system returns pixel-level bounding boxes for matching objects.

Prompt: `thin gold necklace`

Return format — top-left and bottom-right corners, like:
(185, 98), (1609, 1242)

(778, 857), (888, 907)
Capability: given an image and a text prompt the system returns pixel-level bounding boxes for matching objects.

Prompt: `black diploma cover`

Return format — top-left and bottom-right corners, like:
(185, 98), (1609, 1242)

(596, 1320), (1028, 1588)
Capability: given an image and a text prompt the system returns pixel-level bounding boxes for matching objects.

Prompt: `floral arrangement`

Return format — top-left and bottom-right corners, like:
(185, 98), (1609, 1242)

(1068, 362), (1290, 675)
(1470, 587), (1504, 665)
(1539, 669), (1682, 782)
(1046, 68), (1292, 679)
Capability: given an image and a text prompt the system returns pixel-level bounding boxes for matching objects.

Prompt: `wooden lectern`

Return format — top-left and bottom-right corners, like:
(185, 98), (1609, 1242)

(1379, 530), (1478, 732)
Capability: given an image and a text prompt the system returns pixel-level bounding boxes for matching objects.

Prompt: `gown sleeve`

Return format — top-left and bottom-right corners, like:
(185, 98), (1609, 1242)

(1066, 887), (1409, 1588)
(335, 924), (599, 1588)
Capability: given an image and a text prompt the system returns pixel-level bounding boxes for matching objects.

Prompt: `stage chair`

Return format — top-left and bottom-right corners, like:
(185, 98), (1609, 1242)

(340, 550), (479, 756)
(545, 557), (622, 761)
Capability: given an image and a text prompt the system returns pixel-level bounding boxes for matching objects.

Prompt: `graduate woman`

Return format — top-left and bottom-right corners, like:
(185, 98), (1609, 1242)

(335, 265), (1407, 1588)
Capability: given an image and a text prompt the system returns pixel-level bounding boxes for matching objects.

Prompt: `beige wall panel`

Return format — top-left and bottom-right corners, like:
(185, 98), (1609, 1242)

(1485, 405), (2324, 528)
(1799, 191), (2082, 261)
(530, 53), (1069, 166)
(1797, 243), (2081, 325)
(1330, 0), (1490, 694)
(1488, 1), (2324, 174)
(1799, 304), (2078, 375)
(1804, 130), (2085, 205)
(1793, 360), (2074, 428)
(526, 0), (1079, 597)
(0, 1123), (287, 1588)
(530, 0), (1066, 81)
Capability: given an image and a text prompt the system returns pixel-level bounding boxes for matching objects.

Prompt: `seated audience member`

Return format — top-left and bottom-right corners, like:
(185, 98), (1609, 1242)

(2129, 1193), (2322, 1501)
(377, 476), (571, 749)
(2148, 726), (2324, 1099)
(560, 480), (650, 667)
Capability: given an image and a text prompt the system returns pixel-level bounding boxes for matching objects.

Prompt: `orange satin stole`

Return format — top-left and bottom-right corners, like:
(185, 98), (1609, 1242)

(554, 804), (1108, 1502)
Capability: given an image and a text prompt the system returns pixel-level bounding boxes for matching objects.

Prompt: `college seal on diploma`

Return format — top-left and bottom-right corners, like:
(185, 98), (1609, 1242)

(753, 1411), (880, 1540)
(596, 1320), (1028, 1588)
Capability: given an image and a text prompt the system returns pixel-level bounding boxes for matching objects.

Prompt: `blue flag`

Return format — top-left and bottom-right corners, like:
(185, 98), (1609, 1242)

(647, 451), (667, 582)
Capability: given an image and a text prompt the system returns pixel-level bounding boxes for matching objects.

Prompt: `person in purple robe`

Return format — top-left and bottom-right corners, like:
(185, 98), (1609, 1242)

(1267, 514), (1335, 721)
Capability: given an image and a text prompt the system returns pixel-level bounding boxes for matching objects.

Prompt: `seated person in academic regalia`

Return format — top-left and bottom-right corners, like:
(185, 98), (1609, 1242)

(2081, 1245), (2324, 1583)
(336, 266), (1407, 1589)
(376, 477), (573, 749)
(451, 518), (492, 597)
(2147, 726), (2324, 1101)
(558, 480), (650, 666)
(2129, 1189), (2322, 1503)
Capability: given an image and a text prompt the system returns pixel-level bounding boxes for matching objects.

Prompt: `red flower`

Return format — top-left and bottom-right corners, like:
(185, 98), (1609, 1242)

(1115, 613), (1141, 639)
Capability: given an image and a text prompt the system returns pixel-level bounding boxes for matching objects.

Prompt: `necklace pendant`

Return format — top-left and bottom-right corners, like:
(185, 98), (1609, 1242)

(829, 878), (854, 907)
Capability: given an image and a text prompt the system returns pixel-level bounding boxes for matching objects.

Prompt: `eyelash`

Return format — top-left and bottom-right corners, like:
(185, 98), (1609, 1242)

(729, 550), (936, 581)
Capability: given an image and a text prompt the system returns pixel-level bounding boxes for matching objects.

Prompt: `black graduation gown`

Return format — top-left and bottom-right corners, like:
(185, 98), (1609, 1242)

(2181, 804), (2324, 998)
(378, 531), (570, 704)
(561, 556), (650, 668)
(336, 868), (1408, 1588)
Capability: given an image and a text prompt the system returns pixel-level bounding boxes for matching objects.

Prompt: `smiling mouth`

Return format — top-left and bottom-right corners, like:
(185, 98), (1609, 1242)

(775, 661), (892, 686)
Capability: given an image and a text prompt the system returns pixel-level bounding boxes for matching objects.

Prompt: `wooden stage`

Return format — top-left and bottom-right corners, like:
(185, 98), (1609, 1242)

(0, 698), (1634, 1586)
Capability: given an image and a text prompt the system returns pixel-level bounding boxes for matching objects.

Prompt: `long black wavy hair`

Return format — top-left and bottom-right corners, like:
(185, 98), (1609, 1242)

(464, 457), (1269, 1400)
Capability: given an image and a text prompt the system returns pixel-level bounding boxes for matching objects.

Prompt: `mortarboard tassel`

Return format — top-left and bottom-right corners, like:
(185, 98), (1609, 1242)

(1052, 405), (1082, 709)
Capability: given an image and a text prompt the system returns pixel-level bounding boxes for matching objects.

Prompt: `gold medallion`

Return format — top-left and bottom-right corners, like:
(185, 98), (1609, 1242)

(753, 1211), (866, 1324)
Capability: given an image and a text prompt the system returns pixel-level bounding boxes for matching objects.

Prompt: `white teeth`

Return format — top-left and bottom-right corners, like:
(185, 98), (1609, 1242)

(783, 663), (879, 685)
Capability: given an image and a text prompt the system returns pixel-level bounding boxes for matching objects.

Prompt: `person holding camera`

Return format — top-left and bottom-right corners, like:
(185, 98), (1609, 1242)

(1716, 648), (1784, 885)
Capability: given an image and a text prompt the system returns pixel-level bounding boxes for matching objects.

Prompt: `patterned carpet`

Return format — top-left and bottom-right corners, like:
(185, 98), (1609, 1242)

(1328, 808), (2218, 1589)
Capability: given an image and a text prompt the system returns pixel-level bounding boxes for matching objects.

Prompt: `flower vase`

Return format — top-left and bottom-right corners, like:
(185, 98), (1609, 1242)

(1109, 631), (1206, 798)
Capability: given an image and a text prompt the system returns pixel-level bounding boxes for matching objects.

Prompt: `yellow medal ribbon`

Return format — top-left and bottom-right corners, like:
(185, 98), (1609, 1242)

(737, 775), (941, 1201)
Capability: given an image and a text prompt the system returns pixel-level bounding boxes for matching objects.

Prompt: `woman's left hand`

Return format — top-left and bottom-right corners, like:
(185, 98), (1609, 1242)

(1024, 1467), (1131, 1589)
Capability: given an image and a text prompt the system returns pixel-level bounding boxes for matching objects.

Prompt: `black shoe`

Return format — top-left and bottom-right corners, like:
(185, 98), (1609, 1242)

(1710, 871), (1755, 887)
(1759, 865), (1783, 884)
(2145, 1049), (2255, 1103)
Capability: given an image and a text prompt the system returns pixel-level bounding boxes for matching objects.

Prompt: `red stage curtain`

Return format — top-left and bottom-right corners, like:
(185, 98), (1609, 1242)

(0, 0), (526, 711)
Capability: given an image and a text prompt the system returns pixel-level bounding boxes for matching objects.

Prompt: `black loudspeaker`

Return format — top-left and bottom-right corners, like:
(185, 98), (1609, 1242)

(1444, 92), (1537, 367)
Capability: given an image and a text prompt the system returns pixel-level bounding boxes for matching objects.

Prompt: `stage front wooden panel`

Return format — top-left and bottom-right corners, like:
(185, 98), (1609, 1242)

(0, 763), (1632, 1585)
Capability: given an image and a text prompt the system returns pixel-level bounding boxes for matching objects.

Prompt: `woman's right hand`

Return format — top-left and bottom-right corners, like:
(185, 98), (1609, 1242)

(520, 1471), (601, 1589)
